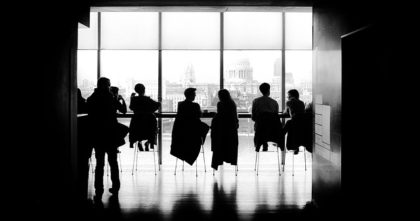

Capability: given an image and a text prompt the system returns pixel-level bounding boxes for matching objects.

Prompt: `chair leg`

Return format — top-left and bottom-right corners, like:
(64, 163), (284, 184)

(282, 150), (286, 172)
(153, 145), (157, 176)
(276, 147), (281, 176)
(174, 158), (178, 175)
(304, 148), (307, 171)
(132, 145), (137, 175)
(292, 153), (295, 176)
(202, 144), (206, 172)
(256, 152), (260, 176)
(196, 160), (198, 177)
(254, 151), (258, 171)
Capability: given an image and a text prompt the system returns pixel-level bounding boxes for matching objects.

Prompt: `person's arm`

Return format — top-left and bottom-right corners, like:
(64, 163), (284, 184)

(129, 94), (136, 112)
(251, 100), (257, 121)
(195, 103), (202, 119)
(278, 101), (291, 118)
(151, 98), (161, 112)
(118, 96), (127, 114)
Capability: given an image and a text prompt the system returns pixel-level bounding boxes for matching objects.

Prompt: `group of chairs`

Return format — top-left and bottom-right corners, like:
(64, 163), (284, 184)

(89, 117), (312, 177)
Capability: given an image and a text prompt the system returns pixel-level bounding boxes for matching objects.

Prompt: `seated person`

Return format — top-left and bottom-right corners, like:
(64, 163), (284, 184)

(170, 88), (210, 165)
(110, 86), (127, 114)
(210, 89), (239, 170)
(279, 89), (306, 154)
(129, 83), (160, 151)
(252, 83), (283, 152)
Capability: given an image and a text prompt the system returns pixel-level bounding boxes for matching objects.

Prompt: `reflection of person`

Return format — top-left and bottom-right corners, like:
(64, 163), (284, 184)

(279, 89), (305, 154)
(129, 83), (160, 151)
(210, 89), (239, 170)
(110, 86), (127, 114)
(171, 88), (210, 165)
(251, 83), (282, 151)
(87, 77), (123, 200)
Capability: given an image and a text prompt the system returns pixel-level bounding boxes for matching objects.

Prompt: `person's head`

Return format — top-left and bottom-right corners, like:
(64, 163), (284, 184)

(184, 88), (196, 101)
(287, 89), (300, 100)
(97, 77), (111, 91)
(218, 89), (231, 102)
(259, 83), (270, 96)
(134, 83), (145, 95)
(110, 86), (119, 96)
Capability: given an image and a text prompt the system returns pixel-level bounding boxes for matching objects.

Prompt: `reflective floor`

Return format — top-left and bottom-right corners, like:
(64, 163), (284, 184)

(86, 144), (313, 221)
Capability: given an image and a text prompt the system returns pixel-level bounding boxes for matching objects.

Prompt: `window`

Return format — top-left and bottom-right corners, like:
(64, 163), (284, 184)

(77, 8), (312, 166)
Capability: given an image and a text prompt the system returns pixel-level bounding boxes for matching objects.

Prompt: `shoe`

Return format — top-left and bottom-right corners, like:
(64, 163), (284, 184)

(109, 188), (119, 195)
(145, 142), (149, 151)
(129, 142), (134, 148)
(262, 143), (268, 151)
(138, 142), (144, 151)
(294, 149), (299, 155)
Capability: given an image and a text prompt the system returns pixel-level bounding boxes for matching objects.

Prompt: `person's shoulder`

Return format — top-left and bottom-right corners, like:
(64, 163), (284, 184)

(253, 96), (263, 103)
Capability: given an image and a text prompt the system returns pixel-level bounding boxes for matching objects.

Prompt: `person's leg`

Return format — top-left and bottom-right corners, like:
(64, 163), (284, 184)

(107, 150), (120, 194)
(262, 142), (268, 151)
(94, 149), (106, 197)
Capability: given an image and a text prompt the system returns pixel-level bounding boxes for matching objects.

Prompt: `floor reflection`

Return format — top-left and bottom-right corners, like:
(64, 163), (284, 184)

(87, 154), (312, 220)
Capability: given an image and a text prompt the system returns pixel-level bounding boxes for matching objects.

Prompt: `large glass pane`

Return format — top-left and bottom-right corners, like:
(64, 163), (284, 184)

(224, 50), (283, 112)
(162, 50), (220, 112)
(78, 12), (98, 49)
(77, 50), (97, 98)
(101, 12), (159, 49)
(101, 50), (159, 108)
(224, 12), (282, 50)
(285, 12), (312, 49)
(162, 12), (220, 49)
(285, 50), (312, 105)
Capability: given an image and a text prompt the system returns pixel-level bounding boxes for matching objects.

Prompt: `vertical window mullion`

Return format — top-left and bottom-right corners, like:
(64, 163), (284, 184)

(97, 12), (101, 79)
(220, 12), (224, 90)
(158, 12), (163, 166)
(281, 12), (286, 111)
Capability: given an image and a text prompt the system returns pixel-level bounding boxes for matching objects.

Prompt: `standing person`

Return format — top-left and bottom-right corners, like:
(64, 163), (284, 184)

(128, 83), (160, 151)
(171, 88), (209, 165)
(87, 77), (122, 200)
(251, 83), (282, 151)
(279, 89), (305, 154)
(210, 89), (239, 170)
(110, 86), (127, 115)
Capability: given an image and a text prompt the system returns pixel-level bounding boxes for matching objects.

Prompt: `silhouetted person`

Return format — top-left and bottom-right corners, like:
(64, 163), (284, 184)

(210, 89), (239, 170)
(251, 83), (283, 151)
(279, 89), (306, 154)
(110, 86), (127, 114)
(87, 77), (126, 200)
(170, 88), (210, 165)
(129, 83), (160, 151)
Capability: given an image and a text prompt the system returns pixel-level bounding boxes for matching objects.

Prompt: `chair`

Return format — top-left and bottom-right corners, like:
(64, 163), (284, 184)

(253, 113), (283, 176)
(281, 145), (308, 176)
(281, 115), (311, 176)
(254, 143), (281, 176)
(131, 141), (159, 175)
(174, 138), (207, 177)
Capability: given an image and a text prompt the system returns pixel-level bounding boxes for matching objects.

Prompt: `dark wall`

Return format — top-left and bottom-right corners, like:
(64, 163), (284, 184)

(313, 0), (416, 218)
(6, 1), (90, 219)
